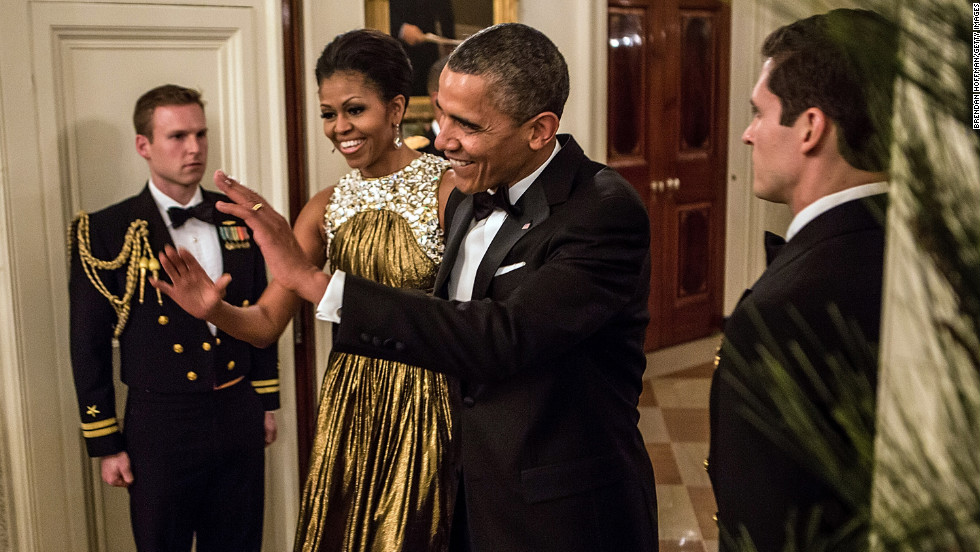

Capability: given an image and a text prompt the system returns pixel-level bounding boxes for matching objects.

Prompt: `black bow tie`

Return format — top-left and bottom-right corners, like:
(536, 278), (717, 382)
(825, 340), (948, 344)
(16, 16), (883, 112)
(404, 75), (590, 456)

(472, 188), (520, 221)
(168, 202), (216, 228)
(764, 231), (786, 266)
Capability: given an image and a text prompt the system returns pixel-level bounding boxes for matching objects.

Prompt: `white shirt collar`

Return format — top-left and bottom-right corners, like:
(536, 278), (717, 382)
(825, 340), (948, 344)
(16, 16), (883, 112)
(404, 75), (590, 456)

(785, 181), (888, 241)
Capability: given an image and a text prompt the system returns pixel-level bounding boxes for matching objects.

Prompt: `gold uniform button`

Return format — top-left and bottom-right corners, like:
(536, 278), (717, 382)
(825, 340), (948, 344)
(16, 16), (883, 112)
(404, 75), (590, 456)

(227, 361), (236, 370)
(158, 315), (169, 325)
(173, 344), (184, 353)
(242, 300), (250, 307)
(215, 338), (221, 345)
(202, 342), (212, 351)
(703, 458), (709, 471)
(713, 513), (718, 523)
(186, 371), (198, 381)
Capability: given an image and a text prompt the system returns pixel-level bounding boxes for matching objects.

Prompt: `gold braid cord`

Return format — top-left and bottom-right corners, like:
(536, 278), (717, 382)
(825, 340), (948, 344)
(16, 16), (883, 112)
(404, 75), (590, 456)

(72, 212), (161, 338)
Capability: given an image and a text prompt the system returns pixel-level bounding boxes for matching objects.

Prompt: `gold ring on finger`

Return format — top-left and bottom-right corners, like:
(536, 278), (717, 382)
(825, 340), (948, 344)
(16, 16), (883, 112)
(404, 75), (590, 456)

(251, 203), (263, 211)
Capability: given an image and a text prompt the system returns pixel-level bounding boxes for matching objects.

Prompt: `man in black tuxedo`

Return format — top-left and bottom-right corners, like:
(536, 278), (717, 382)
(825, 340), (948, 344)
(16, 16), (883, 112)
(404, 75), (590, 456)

(707, 10), (898, 551)
(161, 23), (659, 552)
(68, 84), (279, 551)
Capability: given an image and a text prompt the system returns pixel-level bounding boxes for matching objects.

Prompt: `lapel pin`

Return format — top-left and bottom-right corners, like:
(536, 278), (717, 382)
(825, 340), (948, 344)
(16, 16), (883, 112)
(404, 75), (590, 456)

(522, 222), (531, 230)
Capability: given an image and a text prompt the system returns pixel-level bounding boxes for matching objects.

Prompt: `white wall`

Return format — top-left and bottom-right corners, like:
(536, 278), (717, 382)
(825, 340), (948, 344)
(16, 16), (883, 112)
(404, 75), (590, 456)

(521, 0), (608, 159)
(724, 0), (798, 315)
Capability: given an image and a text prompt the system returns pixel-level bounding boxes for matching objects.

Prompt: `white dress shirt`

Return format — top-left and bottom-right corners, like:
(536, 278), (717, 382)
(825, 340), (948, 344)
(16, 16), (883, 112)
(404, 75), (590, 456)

(149, 179), (222, 334)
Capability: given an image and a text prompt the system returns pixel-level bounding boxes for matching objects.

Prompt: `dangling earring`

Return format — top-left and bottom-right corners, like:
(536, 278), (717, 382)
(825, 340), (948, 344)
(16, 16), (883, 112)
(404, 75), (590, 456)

(393, 122), (403, 149)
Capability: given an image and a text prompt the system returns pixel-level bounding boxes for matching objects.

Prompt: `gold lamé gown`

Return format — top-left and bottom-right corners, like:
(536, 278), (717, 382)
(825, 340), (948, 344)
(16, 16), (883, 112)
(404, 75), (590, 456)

(294, 154), (456, 552)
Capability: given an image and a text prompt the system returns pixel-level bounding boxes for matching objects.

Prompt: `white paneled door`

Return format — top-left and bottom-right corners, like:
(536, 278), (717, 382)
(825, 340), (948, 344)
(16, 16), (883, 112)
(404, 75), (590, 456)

(0, 1), (294, 550)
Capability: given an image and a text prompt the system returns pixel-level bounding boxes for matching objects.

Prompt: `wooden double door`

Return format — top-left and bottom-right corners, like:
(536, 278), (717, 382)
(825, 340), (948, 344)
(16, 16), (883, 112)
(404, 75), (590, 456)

(607, 0), (730, 350)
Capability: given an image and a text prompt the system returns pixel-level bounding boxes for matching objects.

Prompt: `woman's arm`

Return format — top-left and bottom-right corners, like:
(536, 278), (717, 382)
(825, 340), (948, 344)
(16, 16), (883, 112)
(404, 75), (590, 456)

(437, 169), (455, 229)
(154, 186), (334, 347)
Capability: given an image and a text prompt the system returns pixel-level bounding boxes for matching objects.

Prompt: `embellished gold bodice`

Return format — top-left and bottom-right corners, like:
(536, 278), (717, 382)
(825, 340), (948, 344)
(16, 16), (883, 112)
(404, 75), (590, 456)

(325, 153), (448, 270)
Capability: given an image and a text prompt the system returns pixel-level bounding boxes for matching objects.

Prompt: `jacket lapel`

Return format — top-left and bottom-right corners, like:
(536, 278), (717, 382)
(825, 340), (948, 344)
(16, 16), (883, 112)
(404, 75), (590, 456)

(203, 189), (251, 277)
(470, 182), (550, 299)
(436, 135), (587, 301)
(464, 135), (586, 300)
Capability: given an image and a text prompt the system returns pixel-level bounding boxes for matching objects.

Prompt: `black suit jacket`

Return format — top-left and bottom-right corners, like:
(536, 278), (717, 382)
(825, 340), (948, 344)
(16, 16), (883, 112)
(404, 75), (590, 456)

(69, 185), (279, 457)
(333, 136), (659, 551)
(708, 193), (887, 551)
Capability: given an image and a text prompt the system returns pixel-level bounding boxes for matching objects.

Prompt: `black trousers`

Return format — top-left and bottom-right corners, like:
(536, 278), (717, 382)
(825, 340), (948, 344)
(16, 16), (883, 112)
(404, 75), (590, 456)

(124, 382), (266, 552)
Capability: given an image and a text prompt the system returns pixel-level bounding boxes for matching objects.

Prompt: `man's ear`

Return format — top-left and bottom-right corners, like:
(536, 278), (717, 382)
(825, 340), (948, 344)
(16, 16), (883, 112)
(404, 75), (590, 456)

(135, 134), (151, 160)
(525, 112), (560, 151)
(799, 107), (827, 154)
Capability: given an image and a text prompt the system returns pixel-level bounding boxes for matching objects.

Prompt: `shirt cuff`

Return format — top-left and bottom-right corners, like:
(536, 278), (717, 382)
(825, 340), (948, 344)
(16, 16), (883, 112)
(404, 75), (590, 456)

(315, 270), (345, 323)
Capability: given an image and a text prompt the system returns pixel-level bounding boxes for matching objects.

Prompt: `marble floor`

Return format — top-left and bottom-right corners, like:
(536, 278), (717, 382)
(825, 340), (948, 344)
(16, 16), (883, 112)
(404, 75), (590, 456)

(642, 338), (720, 552)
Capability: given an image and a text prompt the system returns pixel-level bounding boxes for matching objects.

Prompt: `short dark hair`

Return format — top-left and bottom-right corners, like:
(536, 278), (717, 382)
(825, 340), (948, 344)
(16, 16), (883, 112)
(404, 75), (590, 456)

(763, 9), (898, 171)
(447, 23), (569, 123)
(427, 55), (449, 95)
(133, 84), (204, 140)
(315, 29), (413, 105)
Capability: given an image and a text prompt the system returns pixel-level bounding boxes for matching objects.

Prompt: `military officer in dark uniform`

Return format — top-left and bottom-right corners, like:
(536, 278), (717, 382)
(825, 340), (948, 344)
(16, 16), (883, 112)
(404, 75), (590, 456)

(68, 84), (279, 552)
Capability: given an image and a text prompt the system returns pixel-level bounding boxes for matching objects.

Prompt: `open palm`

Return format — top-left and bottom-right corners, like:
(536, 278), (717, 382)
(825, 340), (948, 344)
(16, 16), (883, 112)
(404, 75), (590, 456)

(152, 244), (231, 321)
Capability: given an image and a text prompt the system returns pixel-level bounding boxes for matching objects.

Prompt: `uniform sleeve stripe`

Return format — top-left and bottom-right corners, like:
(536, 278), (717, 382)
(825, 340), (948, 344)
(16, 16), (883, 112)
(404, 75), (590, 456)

(254, 386), (280, 394)
(83, 426), (120, 438)
(251, 379), (279, 387)
(81, 418), (118, 431)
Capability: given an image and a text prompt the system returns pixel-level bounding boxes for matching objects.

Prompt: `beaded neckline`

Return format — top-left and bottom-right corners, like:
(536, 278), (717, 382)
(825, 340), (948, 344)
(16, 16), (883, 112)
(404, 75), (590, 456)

(325, 153), (449, 263)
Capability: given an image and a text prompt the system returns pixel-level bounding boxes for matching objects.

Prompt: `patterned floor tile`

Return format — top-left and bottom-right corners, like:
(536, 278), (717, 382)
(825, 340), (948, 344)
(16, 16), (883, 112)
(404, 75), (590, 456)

(640, 354), (716, 552)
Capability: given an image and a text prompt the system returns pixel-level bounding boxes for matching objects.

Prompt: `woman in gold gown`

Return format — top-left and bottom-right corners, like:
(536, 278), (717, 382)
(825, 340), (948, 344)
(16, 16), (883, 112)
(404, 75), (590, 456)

(155, 29), (456, 551)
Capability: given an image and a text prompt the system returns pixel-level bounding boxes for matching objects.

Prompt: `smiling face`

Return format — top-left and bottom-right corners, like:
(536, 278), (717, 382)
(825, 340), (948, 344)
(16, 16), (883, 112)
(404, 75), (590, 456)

(318, 71), (405, 178)
(136, 103), (208, 201)
(742, 59), (803, 204)
(433, 69), (538, 195)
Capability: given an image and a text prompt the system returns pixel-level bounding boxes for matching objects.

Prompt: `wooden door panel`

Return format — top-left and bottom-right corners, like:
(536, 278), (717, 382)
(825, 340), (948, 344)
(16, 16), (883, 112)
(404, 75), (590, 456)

(607, 5), (652, 206)
(658, 2), (728, 347)
(609, 0), (728, 350)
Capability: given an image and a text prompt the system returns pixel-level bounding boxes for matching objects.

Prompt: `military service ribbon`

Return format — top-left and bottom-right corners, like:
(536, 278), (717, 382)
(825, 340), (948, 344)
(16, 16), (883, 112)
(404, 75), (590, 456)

(219, 221), (251, 250)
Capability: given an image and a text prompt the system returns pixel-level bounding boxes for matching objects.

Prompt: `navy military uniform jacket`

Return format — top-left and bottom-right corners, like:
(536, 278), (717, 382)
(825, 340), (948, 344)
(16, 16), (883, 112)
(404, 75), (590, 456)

(69, 185), (279, 458)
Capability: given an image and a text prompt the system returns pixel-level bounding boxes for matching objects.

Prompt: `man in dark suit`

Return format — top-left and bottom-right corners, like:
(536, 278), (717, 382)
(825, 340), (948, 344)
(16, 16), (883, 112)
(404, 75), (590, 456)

(162, 23), (658, 552)
(69, 84), (279, 551)
(707, 10), (898, 551)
